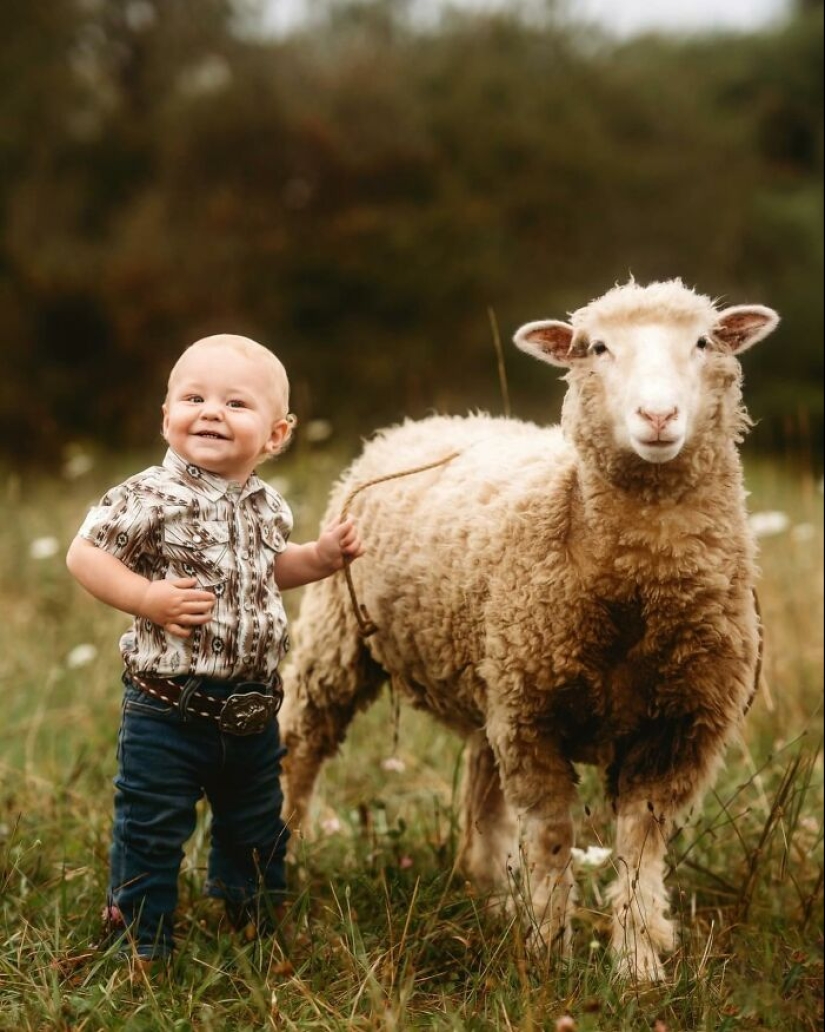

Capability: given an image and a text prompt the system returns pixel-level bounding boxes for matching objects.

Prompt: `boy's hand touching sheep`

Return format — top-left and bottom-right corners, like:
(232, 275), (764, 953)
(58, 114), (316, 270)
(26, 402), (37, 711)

(275, 516), (364, 590)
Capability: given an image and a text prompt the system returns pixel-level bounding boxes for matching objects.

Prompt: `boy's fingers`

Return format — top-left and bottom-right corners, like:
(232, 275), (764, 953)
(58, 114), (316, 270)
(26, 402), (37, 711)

(327, 516), (356, 532)
(169, 578), (214, 600)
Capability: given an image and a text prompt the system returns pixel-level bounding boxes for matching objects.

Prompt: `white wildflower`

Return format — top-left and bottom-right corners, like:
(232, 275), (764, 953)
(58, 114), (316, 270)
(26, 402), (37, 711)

(571, 845), (612, 869)
(790, 523), (817, 543)
(748, 511), (790, 538)
(125, 0), (156, 32)
(66, 644), (98, 669)
(62, 452), (95, 479)
(303, 419), (333, 444)
(798, 816), (820, 848)
(381, 757), (406, 773)
(30, 536), (60, 559)
(177, 55), (231, 97)
(321, 815), (342, 835)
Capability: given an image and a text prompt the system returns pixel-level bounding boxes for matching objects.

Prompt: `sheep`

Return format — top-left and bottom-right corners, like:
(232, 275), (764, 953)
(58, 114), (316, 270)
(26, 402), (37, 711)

(279, 278), (779, 981)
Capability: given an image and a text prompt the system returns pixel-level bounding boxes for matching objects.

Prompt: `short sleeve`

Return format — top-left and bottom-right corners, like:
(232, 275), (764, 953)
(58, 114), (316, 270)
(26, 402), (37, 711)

(78, 483), (158, 572)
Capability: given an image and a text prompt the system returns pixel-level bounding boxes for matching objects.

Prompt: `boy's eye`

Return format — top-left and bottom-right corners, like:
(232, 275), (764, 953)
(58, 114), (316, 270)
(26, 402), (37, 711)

(227, 399), (247, 409)
(186, 394), (204, 403)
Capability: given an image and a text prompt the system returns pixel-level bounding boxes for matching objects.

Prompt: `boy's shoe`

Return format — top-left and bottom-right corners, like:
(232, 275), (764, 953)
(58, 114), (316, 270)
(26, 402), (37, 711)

(225, 899), (286, 940)
(97, 903), (172, 970)
(126, 954), (170, 983)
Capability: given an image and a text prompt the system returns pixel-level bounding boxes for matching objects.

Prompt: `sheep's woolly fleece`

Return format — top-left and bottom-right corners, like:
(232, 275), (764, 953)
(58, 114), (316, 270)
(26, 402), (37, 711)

(571, 277), (719, 330)
(280, 278), (778, 981)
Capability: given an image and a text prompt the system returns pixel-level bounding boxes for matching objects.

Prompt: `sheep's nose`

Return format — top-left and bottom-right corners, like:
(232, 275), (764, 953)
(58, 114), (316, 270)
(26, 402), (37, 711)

(637, 406), (679, 433)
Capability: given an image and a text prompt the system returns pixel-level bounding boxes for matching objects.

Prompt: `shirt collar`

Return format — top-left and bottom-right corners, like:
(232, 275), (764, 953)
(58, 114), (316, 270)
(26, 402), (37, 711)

(162, 448), (266, 502)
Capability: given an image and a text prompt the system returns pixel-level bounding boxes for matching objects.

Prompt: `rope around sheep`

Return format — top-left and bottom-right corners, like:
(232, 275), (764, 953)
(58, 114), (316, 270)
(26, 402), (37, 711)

(340, 450), (462, 637)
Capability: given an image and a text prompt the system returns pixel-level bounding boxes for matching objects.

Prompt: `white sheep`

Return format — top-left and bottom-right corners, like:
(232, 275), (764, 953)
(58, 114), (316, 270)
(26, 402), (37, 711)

(280, 278), (779, 981)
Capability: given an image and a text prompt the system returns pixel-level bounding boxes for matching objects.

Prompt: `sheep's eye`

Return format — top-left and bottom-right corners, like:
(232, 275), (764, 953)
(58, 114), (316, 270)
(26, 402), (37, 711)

(696, 336), (710, 351)
(590, 341), (608, 357)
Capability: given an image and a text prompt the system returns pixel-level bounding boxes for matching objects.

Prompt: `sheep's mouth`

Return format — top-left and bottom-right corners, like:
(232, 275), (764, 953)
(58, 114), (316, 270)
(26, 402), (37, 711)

(631, 436), (685, 464)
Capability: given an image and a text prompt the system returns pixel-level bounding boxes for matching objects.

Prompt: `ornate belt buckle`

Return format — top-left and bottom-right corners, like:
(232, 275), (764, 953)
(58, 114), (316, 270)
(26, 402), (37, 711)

(218, 691), (275, 735)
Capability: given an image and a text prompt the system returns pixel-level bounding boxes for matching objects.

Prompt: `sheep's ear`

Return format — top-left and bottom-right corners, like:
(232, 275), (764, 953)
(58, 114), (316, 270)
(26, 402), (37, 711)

(513, 320), (581, 367)
(713, 305), (780, 355)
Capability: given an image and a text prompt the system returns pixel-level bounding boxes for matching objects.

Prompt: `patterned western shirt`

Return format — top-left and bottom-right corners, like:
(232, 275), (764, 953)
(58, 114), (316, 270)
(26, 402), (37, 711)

(78, 448), (293, 682)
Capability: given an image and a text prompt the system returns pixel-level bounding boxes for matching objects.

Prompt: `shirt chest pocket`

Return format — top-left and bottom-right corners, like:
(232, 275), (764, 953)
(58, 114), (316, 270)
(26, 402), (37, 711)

(162, 519), (231, 583)
(260, 520), (287, 554)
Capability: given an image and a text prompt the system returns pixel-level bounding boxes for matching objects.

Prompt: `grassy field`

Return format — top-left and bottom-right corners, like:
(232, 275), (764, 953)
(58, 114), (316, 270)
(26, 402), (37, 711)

(0, 441), (822, 1031)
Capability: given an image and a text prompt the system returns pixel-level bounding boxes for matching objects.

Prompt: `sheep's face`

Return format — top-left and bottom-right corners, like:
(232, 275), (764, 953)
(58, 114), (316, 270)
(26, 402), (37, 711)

(514, 281), (779, 469)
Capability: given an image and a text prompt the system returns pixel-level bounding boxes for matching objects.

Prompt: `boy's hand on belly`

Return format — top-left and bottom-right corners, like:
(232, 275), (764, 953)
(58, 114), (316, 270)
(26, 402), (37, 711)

(140, 578), (216, 638)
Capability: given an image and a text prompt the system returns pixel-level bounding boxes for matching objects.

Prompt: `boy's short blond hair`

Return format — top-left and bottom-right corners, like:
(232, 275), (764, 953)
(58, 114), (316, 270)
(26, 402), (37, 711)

(167, 334), (291, 419)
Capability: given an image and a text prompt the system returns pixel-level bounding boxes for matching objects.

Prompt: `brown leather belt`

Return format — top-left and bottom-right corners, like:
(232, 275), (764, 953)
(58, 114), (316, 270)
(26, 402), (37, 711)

(128, 672), (282, 736)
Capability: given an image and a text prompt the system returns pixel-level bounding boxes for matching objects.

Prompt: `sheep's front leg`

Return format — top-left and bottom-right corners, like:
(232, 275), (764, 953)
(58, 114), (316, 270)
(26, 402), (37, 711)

(608, 707), (735, 981)
(606, 804), (675, 982)
(516, 798), (578, 957)
(488, 727), (579, 957)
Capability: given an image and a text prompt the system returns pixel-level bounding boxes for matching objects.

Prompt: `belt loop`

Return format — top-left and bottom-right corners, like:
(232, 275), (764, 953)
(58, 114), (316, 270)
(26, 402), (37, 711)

(178, 676), (203, 721)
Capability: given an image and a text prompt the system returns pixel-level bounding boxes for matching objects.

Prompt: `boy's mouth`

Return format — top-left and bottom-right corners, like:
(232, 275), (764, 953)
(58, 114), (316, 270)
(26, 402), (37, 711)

(195, 431), (227, 440)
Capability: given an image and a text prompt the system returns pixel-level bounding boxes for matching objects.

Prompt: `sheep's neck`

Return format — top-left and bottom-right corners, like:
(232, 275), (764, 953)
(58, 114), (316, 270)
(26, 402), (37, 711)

(572, 437), (748, 565)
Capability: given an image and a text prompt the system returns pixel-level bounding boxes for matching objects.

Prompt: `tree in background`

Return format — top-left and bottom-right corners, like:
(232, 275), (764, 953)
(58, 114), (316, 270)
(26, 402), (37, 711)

(0, 0), (821, 462)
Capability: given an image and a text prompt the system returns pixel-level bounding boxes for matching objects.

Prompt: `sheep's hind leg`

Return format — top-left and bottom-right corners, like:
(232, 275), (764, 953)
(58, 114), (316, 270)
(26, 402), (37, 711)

(458, 731), (519, 894)
(279, 692), (349, 834)
(279, 584), (386, 837)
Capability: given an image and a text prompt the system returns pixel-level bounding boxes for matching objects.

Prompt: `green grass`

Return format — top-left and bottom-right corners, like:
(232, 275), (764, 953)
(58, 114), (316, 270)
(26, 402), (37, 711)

(1, 443), (822, 1030)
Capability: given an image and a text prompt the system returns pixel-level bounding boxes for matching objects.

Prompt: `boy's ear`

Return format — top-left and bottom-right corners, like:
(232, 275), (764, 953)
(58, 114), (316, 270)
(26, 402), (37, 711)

(265, 417), (293, 456)
(161, 403), (170, 440)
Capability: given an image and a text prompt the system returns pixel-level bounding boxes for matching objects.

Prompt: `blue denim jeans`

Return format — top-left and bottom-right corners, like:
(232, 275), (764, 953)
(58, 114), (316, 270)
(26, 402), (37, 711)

(109, 676), (289, 959)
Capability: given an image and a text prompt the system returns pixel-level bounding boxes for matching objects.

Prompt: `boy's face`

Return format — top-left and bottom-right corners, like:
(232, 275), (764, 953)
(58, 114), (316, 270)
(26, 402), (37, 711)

(162, 346), (290, 483)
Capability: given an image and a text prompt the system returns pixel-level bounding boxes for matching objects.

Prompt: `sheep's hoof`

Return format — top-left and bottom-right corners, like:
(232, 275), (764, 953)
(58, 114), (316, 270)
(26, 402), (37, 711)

(522, 918), (573, 964)
(611, 940), (667, 983)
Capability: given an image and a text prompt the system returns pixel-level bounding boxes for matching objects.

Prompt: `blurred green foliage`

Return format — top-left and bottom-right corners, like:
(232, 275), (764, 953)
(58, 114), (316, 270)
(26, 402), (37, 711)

(0, 0), (821, 463)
